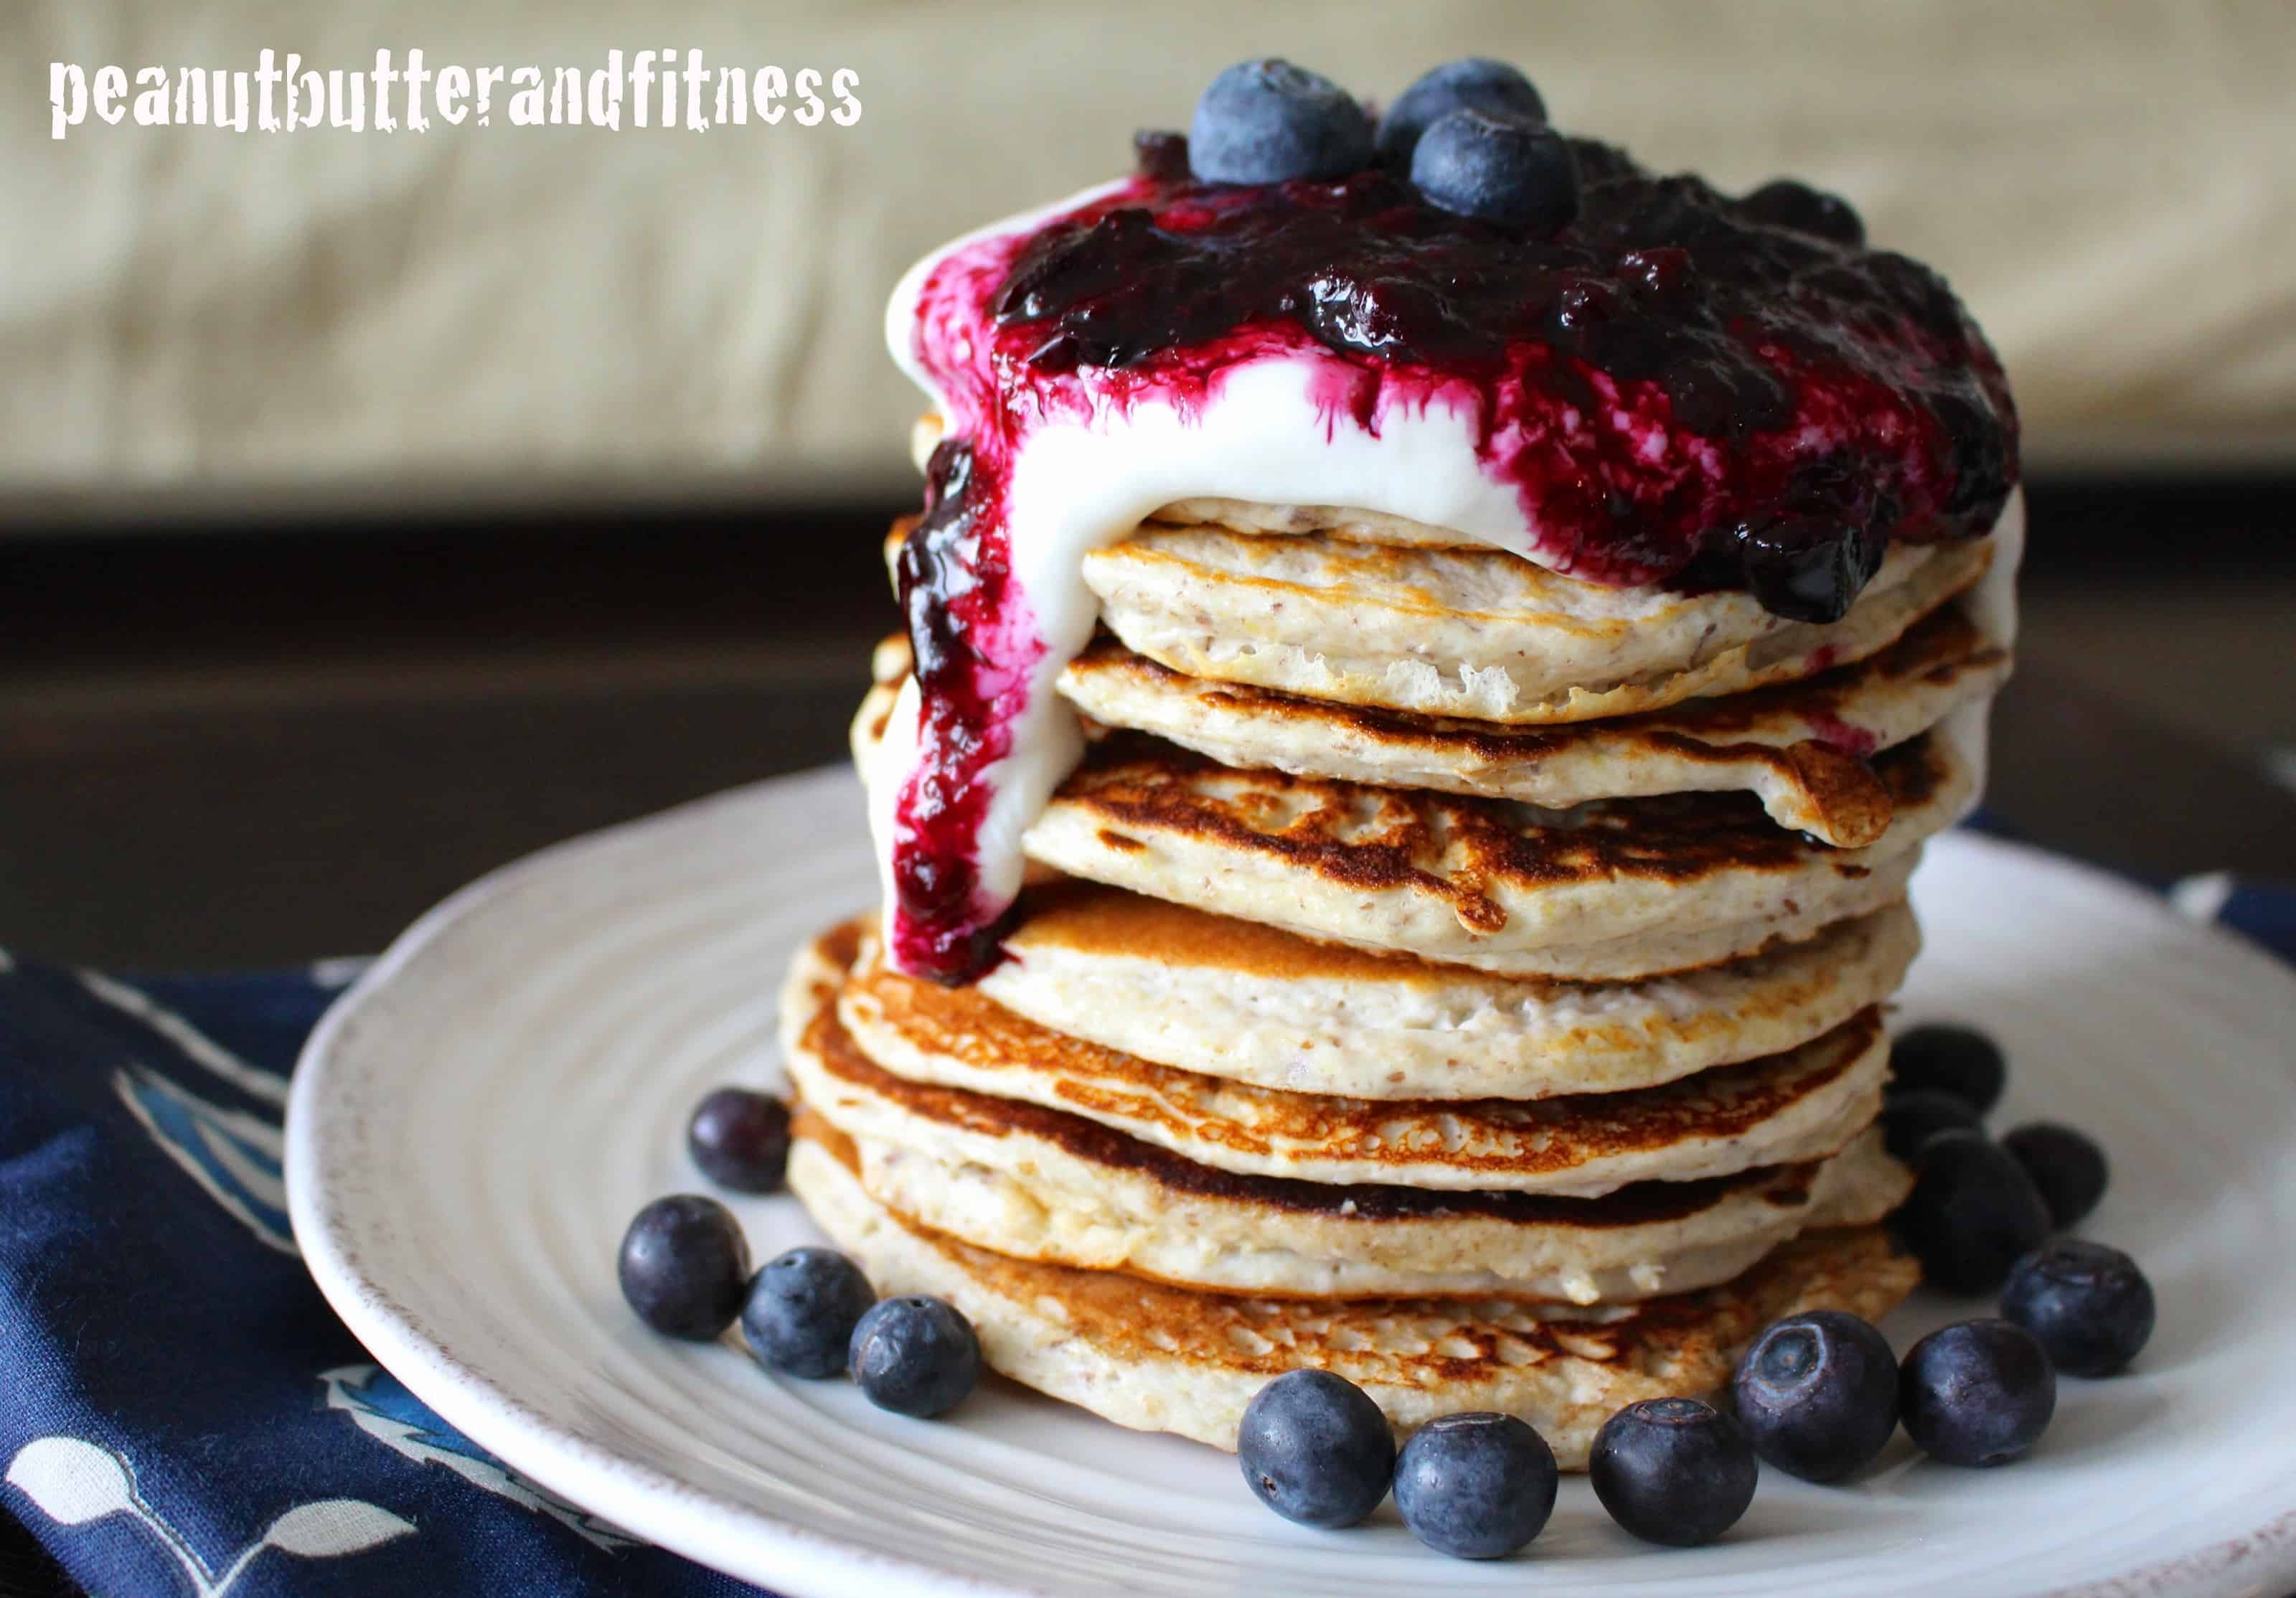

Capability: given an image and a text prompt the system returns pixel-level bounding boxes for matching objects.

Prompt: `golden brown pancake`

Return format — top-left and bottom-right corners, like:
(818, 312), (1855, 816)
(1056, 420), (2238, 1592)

(794, 920), (1891, 1196)
(1055, 606), (2010, 847)
(788, 1118), (1919, 1469)
(779, 929), (1909, 1302)
(981, 880), (1920, 1099)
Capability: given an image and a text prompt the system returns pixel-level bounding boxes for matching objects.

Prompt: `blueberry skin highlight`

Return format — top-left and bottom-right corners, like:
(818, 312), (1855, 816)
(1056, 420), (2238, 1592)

(616, 1195), (751, 1340)
(1236, 1369), (1396, 1528)
(2001, 1239), (2155, 1378)
(1375, 57), (1546, 164)
(1409, 109), (1581, 231)
(2001, 1122), (2110, 1229)
(1392, 1411), (1558, 1559)
(1894, 1130), (2053, 1295)
(686, 1087), (792, 1193)
(1731, 1310), (1901, 1482)
(1190, 60), (1373, 184)
(848, 1295), (982, 1418)
(1901, 1319), (2056, 1466)
(740, 1246), (875, 1378)
(1887, 1023), (2008, 1113)
(1590, 1397), (1758, 1548)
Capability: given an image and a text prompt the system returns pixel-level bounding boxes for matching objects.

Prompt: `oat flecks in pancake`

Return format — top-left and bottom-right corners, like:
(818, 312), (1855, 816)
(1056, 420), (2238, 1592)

(1081, 520), (1992, 724)
(1055, 606), (2010, 846)
(852, 676), (1956, 977)
(791, 921), (1878, 1215)
(817, 917), (1889, 1195)
(780, 932), (1911, 1303)
(786, 1121), (1919, 1468)
(1014, 726), (1966, 972)
(984, 880), (1921, 1099)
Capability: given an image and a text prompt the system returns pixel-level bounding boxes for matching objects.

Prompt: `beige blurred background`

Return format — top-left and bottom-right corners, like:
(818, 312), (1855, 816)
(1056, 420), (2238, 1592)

(6, 0), (2292, 523)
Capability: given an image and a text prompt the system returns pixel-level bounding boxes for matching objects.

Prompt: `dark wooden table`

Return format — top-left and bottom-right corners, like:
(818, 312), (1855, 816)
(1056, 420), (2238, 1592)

(1, 481), (2290, 1594)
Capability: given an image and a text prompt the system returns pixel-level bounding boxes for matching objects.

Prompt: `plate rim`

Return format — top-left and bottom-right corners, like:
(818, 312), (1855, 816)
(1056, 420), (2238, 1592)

(284, 769), (2296, 1598)
(286, 772), (1046, 1598)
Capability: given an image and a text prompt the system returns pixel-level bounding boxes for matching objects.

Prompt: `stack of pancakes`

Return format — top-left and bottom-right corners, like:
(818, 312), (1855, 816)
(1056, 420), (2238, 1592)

(784, 486), (2015, 1468)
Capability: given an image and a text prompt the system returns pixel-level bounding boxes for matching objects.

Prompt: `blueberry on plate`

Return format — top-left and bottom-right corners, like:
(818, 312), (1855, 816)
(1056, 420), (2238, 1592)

(1589, 1397), (1757, 1548)
(1741, 178), (1866, 248)
(1888, 1023), (2007, 1114)
(1731, 1310), (1901, 1482)
(848, 1294), (981, 1418)
(2001, 1239), (2156, 1378)
(1894, 1130), (2053, 1295)
(1189, 59), (1372, 184)
(2000, 1122), (2110, 1228)
(741, 1246), (875, 1378)
(1881, 1089), (1985, 1161)
(686, 1087), (792, 1193)
(1375, 57), (1546, 164)
(617, 1195), (751, 1340)
(1392, 1411), (1557, 1559)
(1236, 1369), (1396, 1528)
(1901, 1319), (2056, 1466)
(1410, 108), (1580, 231)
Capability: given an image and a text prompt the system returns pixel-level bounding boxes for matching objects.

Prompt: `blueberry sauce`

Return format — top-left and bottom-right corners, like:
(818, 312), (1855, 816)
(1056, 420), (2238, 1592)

(988, 138), (2015, 580)
(883, 131), (2018, 982)
(887, 439), (1037, 979)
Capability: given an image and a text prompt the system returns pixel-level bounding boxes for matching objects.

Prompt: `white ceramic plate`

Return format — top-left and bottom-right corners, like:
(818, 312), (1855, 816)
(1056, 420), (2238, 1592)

(286, 767), (2296, 1598)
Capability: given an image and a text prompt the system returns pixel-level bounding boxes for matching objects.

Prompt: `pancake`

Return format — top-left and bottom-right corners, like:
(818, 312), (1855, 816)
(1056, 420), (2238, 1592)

(819, 1115), (1906, 1303)
(781, 933), (1910, 1301)
(852, 682), (1959, 979)
(787, 1129), (1920, 1470)
(799, 924), (1893, 1196)
(982, 882), (1920, 1099)
(1016, 725), (1966, 979)
(1079, 520), (1993, 725)
(1055, 606), (2011, 847)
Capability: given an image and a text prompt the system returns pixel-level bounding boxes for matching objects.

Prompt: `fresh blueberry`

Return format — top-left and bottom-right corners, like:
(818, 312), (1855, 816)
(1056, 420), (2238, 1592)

(1881, 1089), (1985, 1161)
(1189, 60), (1372, 184)
(740, 1246), (876, 1378)
(2000, 1122), (2110, 1228)
(1742, 179), (1866, 248)
(847, 1294), (981, 1418)
(2000, 1240), (2156, 1378)
(1589, 1397), (1758, 1547)
(1410, 109), (1580, 230)
(1392, 1411), (1557, 1559)
(1731, 1310), (1900, 1482)
(617, 1195), (750, 1340)
(686, 1087), (792, 1193)
(1900, 1319), (2056, 1466)
(1375, 58), (1546, 164)
(1895, 1130), (2053, 1295)
(1888, 1023), (2008, 1114)
(1236, 1369), (1396, 1528)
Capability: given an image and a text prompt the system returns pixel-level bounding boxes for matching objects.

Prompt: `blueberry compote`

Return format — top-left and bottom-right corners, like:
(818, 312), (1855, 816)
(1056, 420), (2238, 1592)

(888, 438), (1035, 979)
(885, 130), (2016, 982)
(993, 135), (2015, 583)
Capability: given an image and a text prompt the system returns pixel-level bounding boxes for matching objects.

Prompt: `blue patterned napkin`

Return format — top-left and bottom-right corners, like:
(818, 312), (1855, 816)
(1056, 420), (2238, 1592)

(0, 957), (765, 1597)
(0, 875), (2288, 1597)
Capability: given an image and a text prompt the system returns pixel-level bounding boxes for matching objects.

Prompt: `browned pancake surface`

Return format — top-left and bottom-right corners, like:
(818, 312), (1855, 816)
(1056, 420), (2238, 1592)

(799, 918), (1858, 1224)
